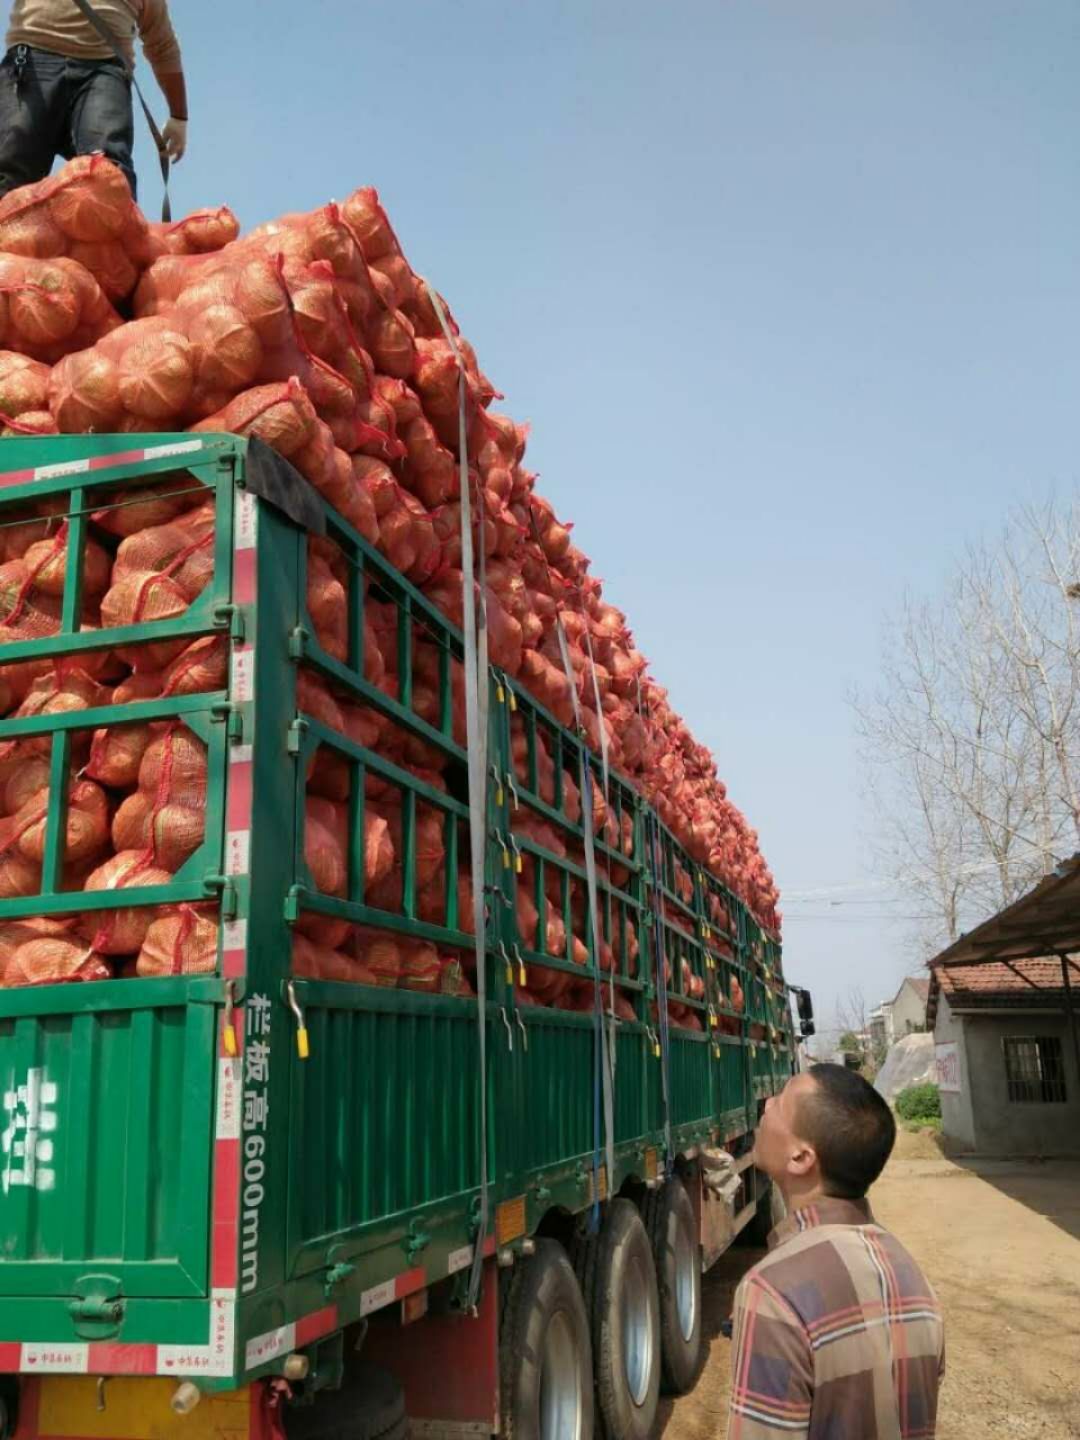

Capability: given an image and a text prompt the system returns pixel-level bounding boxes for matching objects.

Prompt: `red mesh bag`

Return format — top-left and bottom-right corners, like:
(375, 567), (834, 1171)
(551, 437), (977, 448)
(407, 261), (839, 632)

(2, 754), (50, 813)
(149, 207), (240, 257)
(92, 476), (204, 538)
(156, 636), (225, 697)
(0, 350), (50, 425)
(112, 518), (213, 602)
(341, 188), (400, 263)
(84, 671), (162, 789)
(137, 905), (218, 976)
(304, 796), (393, 898)
(365, 487), (438, 583)
(100, 571), (190, 669)
(370, 253), (414, 309)
(192, 378), (317, 460)
(0, 557), (63, 657)
(0, 665), (104, 759)
(0, 838), (40, 898)
(401, 415), (456, 509)
(398, 940), (441, 993)
(85, 720), (155, 789)
(3, 935), (110, 987)
(82, 850), (172, 955)
(359, 931), (402, 988)
(307, 547), (347, 662)
(22, 528), (110, 598)
(110, 726), (207, 872)
(0, 254), (120, 362)
(13, 778), (109, 866)
(138, 727), (207, 801)
(0, 157), (150, 299)
(302, 794), (352, 892)
(291, 933), (371, 983)
(0, 916), (73, 979)
(49, 316), (193, 431)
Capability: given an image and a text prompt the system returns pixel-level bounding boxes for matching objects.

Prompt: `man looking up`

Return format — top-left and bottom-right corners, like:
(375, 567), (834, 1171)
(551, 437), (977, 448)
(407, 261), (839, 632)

(728, 1064), (945, 1438)
(0, 0), (186, 198)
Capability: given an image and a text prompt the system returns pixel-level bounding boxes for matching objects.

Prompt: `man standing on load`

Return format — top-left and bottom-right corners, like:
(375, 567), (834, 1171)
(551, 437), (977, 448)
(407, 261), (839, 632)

(0, 0), (186, 199)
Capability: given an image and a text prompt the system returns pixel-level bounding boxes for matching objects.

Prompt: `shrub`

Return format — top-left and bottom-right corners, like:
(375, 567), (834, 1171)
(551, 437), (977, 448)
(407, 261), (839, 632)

(895, 1082), (941, 1123)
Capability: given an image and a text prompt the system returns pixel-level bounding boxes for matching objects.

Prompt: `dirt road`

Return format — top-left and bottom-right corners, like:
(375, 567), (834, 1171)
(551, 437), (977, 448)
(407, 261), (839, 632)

(661, 1131), (1080, 1439)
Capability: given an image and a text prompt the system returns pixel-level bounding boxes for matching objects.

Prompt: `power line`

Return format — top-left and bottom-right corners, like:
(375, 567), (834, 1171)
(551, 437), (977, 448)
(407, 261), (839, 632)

(781, 913), (938, 924)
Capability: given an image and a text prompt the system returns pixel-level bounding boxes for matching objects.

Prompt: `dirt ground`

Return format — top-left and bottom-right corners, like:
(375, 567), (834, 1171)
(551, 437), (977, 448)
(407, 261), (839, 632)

(661, 1129), (1080, 1439)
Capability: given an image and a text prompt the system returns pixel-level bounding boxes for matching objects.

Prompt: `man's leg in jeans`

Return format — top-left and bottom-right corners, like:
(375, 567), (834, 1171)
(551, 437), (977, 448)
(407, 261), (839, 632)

(68, 59), (136, 198)
(0, 47), (66, 197)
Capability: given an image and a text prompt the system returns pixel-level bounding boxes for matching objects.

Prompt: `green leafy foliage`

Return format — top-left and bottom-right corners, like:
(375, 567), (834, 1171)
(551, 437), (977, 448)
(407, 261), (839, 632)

(895, 1082), (941, 1123)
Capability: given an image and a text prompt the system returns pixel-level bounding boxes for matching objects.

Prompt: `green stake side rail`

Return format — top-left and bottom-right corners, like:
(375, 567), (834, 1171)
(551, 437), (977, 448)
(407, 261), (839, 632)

(0, 433), (795, 1391)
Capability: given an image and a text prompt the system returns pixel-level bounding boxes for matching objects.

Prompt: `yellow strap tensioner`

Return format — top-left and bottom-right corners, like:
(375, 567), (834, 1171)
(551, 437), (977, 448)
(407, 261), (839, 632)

(223, 980), (239, 1056)
(286, 980), (310, 1061)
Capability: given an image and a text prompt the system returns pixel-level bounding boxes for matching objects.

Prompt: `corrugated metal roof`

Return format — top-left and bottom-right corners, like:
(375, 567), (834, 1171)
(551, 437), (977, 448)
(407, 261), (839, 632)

(925, 856), (1080, 1025)
(928, 854), (1080, 968)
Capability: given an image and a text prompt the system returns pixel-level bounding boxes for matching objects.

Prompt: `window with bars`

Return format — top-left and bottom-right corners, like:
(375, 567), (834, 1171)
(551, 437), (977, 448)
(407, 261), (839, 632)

(1003, 1036), (1067, 1103)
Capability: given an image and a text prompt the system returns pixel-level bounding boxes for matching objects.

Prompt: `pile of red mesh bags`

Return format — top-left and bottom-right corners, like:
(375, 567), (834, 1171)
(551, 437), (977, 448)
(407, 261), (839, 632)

(0, 156), (778, 999)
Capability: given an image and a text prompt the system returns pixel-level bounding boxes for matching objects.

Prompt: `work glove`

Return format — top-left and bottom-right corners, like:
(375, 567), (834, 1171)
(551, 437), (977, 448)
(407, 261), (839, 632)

(162, 117), (187, 162)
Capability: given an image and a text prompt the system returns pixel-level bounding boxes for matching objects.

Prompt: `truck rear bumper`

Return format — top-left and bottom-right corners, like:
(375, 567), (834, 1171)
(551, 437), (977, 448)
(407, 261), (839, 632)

(12, 1378), (267, 1440)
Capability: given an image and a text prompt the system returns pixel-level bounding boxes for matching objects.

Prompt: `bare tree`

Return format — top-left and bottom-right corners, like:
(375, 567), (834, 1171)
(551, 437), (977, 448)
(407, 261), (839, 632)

(856, 499), (1080, 954)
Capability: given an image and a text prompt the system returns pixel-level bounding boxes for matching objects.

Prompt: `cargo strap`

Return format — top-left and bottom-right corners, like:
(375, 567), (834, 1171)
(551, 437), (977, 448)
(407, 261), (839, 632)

(554, 618), (615, 1216)
(68, 0), (173, 220)
(580, 614), (616, 1064)
(429, 287), (489, 1310)
(637, 678), (673, 1170)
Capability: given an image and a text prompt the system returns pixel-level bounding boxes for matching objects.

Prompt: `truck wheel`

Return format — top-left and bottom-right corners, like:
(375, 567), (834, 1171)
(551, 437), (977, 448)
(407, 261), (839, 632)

(499, 1238), (594, 1440)
(575, 1199), (661, 1440)
(284, 1363), (407, 1440)
(644, 1177), (702, 1393)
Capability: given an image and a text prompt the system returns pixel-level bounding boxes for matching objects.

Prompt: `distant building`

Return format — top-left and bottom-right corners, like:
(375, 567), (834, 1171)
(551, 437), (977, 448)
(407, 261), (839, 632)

(869, 1002), (893, 1051)
(869, 977), (929, 1053)
(926, 856), (1080, 1158)
(892, 976), (930, 1037)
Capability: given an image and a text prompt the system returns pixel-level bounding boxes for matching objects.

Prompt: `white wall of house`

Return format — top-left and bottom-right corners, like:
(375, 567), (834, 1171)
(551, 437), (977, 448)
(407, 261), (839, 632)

(891, 978), (927, 1037)
(933, 993), (976, 1151)
(934, 993), (1080, 1156)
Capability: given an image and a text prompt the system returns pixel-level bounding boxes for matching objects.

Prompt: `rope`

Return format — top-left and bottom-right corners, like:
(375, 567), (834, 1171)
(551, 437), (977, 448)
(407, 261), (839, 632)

(553, 618), (615, 1220)
(427, 285), (490, 1313)
(637, 676), (674, 1171)
(580, 607), (618, 1066)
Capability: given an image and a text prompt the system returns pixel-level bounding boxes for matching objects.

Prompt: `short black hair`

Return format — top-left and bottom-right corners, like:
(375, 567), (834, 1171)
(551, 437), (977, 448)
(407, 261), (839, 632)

(798, 1064), (897, 1198)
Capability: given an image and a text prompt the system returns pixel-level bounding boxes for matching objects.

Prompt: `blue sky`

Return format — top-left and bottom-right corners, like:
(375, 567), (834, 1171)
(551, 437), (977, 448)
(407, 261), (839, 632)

(137, 1), (1079, 1029)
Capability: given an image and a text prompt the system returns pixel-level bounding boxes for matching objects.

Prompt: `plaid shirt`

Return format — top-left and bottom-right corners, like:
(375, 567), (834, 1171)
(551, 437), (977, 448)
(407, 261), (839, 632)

(728, 1197), (944, 1439)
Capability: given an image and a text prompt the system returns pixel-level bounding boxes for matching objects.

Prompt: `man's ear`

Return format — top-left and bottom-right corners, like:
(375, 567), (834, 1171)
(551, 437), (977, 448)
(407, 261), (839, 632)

(788, 1138), (817, 1179)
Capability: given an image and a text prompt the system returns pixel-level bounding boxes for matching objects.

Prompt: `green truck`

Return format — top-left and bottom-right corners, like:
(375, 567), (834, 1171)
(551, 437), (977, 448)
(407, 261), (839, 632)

(0, 433), (811, 1440)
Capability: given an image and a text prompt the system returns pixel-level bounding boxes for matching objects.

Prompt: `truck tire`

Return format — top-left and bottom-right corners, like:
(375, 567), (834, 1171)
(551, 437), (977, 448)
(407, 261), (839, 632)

(644, 1177), (702, 1394)
(574, 1199), (661, 1440)
(284, 1364), (407, 1440)
(499, 1238), (594, 1440)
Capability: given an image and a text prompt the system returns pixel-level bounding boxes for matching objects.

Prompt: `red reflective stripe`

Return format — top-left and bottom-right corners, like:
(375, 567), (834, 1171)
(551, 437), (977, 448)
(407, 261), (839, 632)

(226, 757), (253, 831)
(233, 548), (256, 607)
(87, 450), (146, 472)
(211, 1136), (241, 1291)
(86, 1343), (157, 1375)
(394, 1267), (427, 1301)
(295, 1305), (338, 1347)
(0, 1343), (19, 1371)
